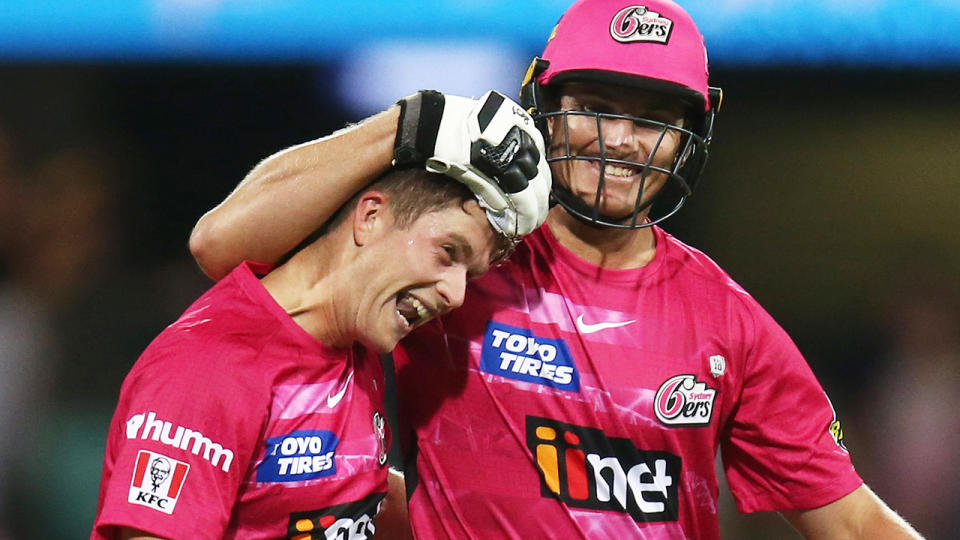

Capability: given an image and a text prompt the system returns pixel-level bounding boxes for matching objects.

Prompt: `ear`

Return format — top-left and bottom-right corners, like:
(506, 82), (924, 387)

(352, 190), (391, 246)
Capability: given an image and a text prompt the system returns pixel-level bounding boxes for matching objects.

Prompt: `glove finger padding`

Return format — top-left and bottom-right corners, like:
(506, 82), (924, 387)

(472, 127), (539, 194)
(395, 89), (552, 239)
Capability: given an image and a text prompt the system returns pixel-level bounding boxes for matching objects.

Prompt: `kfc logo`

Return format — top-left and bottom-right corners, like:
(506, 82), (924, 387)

(128, 450), (189, 514)
(149, 457), (171, 491)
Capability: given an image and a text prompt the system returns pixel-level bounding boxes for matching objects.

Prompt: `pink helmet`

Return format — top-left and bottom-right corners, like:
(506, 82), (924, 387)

(528, 0), (715, 112)
(520, 0), (722, 228)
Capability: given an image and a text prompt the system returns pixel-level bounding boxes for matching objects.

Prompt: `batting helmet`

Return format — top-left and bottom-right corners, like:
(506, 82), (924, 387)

(520, 0), (722, 228)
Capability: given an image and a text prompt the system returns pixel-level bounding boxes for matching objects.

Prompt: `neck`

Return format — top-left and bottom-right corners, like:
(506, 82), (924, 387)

(546, 206), (657, 269)
(260, 237), (353, 348)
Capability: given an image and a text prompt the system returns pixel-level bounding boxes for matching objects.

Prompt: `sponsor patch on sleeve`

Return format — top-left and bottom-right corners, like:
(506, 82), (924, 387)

(480, 321), (580, 392)
(128, 450), (189, 515)
(825, 395), (849, 451)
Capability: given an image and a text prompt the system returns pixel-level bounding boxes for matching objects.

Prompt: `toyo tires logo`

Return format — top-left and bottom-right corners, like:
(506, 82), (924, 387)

(480, 321), (579, 392)
(257, 430), (338, 483)
(654, 374), (717, 427)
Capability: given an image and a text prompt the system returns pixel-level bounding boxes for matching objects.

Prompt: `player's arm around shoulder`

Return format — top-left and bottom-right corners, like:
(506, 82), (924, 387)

(190, 88), (549, 280)
(190, 105), (400, 280)
(782, 484), (924, 539)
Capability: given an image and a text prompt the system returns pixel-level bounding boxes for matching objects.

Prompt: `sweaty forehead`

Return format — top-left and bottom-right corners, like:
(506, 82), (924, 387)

(432, 201), (497, 259)
(458, 202), (500, 272)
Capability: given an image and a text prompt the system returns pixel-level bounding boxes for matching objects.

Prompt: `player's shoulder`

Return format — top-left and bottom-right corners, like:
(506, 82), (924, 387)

(124, 325), (263, 398)
(657, 227), (753, 297)
(123, 267), (285, 391)
(178, 263), (288, 338)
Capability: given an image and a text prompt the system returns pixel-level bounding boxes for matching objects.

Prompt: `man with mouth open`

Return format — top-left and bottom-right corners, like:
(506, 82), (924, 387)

(91, 90), (550, 539)
(184, 0), (923, 538)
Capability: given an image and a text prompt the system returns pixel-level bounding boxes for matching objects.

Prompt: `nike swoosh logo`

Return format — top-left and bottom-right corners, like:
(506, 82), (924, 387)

(575, 314), (635, 334)
(327, 371), (354, 408)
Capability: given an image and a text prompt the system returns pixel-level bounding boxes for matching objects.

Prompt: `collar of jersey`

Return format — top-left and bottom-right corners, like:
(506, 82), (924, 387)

(533, 223), (668, 284)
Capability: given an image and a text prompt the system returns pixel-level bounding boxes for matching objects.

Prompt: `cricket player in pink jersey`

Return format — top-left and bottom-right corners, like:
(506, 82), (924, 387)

(92, 99), (551, 540)
(187, 1), (923, 538)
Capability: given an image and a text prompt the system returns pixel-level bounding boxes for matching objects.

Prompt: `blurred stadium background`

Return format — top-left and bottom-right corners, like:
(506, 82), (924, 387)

(1, 1), (958, 538)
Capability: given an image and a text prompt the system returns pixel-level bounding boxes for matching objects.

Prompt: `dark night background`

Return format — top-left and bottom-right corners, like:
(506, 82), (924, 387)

(1, 2), (958, 537)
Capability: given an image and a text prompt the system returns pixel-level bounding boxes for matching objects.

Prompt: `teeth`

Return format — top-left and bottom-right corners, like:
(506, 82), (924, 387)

(396, 293), (432, 328)
(410, 297), (429, 320)
(604, 164), (636, 178)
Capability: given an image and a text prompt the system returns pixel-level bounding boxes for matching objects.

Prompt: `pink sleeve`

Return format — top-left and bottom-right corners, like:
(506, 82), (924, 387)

(93, 341), (265, 539)
(721, 304), (862, 513)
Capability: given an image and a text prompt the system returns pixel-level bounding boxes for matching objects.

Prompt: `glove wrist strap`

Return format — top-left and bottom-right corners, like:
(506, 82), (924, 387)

(393, 90), (445, 168)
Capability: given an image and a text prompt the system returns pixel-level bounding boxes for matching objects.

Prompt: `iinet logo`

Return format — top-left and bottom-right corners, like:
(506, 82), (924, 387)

(286, 492), (385, 540)
(126, 411), (234, 472)
(526, 416), (681, 522)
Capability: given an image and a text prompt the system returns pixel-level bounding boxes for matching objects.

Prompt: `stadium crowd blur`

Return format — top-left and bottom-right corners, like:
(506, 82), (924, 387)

(1, 63), (958, 539)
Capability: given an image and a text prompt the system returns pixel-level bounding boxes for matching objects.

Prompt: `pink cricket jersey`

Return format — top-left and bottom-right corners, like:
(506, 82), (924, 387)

(394, 225), (861, 539)
(93, 262), (390, 540)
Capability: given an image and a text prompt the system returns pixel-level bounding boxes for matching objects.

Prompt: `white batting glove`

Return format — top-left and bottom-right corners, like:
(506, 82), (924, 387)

(394, 90), (551, 238)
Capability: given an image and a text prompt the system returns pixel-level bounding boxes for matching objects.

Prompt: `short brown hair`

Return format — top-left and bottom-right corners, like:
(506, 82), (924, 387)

(281, 167), (514, 265)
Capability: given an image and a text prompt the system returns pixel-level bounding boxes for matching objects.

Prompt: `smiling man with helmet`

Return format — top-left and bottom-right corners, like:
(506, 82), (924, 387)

(186, 0), (923, 538)
(521, 0), (719, 231)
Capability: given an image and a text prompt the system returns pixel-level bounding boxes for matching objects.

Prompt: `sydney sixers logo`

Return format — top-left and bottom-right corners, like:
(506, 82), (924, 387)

(654, 374), (717, 427)
(610, 6), (673, 44)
